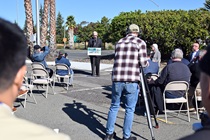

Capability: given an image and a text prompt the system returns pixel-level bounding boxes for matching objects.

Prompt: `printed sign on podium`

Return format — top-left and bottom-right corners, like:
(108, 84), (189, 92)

(87, 47), (101, 56)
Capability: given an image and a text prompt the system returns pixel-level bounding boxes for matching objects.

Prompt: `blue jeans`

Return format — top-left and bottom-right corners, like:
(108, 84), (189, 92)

(106, 82), (139, 138)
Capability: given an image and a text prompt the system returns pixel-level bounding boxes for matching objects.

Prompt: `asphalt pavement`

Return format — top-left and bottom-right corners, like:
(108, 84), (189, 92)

(15, 50), (201, 140)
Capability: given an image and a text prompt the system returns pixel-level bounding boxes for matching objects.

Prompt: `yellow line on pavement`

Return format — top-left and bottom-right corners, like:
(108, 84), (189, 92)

(155, 118), (175, 124)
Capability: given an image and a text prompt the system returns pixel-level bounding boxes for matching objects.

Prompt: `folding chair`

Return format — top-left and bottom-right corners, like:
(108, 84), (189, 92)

(21, 76), (37, 105)
(31, 62), (45, 69)
(17, 89), (28, 108)
(162, 81), (190, 123)
(53, 63), (71, 91)
(194, 83), (204, 120)
(31, 68), (53, 98)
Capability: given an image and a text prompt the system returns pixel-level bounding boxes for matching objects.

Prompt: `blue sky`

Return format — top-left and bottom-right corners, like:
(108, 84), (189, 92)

(0, 0), (206, 29)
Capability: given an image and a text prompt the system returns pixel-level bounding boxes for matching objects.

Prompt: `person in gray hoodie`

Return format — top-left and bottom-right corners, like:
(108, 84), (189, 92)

(151, 43), (161, 66)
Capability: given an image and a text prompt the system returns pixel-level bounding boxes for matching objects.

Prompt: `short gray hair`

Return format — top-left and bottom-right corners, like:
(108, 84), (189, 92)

(171, 48), (183, 59)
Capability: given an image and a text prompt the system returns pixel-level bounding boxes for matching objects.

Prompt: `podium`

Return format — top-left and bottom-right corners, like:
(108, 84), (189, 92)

(87, 47), (101, 56)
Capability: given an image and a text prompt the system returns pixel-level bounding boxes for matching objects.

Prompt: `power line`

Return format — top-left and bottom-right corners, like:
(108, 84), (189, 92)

(148, 0), (159, 7)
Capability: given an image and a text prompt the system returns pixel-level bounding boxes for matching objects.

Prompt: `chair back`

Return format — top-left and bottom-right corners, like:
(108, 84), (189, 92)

(32, 68), (49, 78)
(32, 62), (45, 69)
(164, 81), (189, 92)
(55, 63), (69, 71)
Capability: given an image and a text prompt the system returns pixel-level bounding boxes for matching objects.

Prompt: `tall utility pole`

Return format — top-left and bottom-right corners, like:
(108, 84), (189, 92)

(16, 0), (19, 25)
(36, 0), (40, 45)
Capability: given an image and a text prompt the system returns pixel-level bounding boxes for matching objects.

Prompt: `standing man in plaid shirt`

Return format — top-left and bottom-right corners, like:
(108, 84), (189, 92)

(104, 24), (148, 140)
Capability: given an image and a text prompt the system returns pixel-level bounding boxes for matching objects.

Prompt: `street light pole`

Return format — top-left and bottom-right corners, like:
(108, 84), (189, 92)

(16, 0), (19, 25)
(36, 0), (40, 45)
(64, 26), (66, 47)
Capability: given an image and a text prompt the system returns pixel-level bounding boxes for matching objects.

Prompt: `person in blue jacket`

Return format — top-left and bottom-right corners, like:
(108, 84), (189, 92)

(32, 45), (53, 77)
(55, 50), (74, 85)
(143, 50), (159, 75)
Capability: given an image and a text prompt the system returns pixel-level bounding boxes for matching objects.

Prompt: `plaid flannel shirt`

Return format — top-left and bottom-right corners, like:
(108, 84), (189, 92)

(112, 34), (148, 82)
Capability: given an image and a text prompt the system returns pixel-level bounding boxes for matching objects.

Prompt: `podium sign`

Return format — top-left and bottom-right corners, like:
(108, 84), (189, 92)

(87, 47), (101, 56)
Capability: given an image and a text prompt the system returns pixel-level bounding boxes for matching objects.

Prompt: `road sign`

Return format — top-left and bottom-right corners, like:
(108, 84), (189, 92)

(87, 47), (101, 56)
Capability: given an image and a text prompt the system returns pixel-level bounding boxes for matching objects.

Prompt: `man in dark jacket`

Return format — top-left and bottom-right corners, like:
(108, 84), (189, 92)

(155, 48), (191, 98)
(180, 46), (210, 140)
(188, 43), (200, 63)
(188, 50), (206, 110)
(148, 49), (191, 112)
(87, 31), (102, 76)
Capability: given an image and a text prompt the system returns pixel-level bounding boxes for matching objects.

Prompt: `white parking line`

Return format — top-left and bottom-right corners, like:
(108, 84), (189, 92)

(69, 87), (105, 92)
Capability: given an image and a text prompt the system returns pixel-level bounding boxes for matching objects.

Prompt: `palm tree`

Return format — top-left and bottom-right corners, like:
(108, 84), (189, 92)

(40, 0), (49, 47)
(66, 16), (76, 49)
(203, 0), (210, 11)
(49, 0), (56, 49)
(24, 0), (34, 57)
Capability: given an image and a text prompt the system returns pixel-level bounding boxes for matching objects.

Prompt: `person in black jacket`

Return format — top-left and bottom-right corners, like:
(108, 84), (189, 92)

(180, 46), (210, 140)
(188, 50), (206, 110)
(148, 49), (191, 112)
(87, 31), (102, 76)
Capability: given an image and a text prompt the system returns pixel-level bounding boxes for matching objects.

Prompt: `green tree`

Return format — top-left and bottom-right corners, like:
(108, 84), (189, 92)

(204, 0), (210, 11)
(110, 10), (210, 58)
(56, 12), (64, 43)
(97, 16), (111, 48)
(39, 4), (43, 26)
(66, 15), (76, 48)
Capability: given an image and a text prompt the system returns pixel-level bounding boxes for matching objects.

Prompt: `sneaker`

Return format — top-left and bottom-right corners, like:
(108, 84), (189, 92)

(122, 136), (137, 140)
(104, 132), (116, 140)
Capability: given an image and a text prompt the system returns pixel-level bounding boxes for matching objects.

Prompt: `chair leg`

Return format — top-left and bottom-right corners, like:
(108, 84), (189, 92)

(29, 89), (37, 104)
(195, 96), (199, 120)
(23, 93), (27, 108)
(66, 78), (69, 91)
(50, 82), (55, 95)
(46, 84), (49, 98)
(186, 102), (190, 122)
(178, 103), (184, 116)
(53, 77), (56, 95)
(164, 101), (167, 123)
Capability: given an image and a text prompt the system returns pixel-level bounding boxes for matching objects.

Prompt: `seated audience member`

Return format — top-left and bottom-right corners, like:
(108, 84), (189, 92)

(155, 48), (191, 98)
(167, 57), (190, 66)
(180, 46), (210, 140)
(188, 50), (206, 111)
(55, 50), (74, 85)
(143, 50), (159, 75)
(167, 48), (189, 65)
(32, 45), (53, 78)
(148, 49), (191, 112)
(0, 18), (70, 140)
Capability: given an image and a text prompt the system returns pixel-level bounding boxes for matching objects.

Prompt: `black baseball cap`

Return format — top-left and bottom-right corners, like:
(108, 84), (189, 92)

(34, 45), (41, 50)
